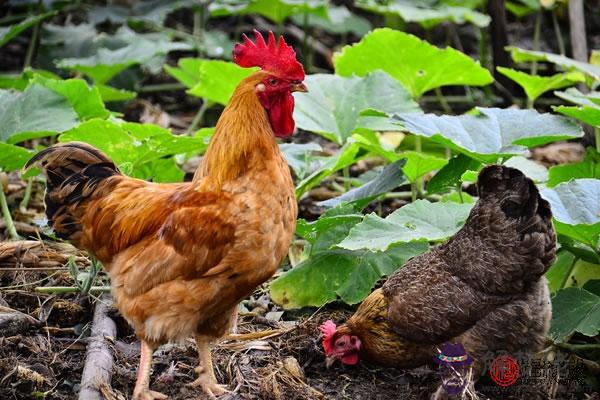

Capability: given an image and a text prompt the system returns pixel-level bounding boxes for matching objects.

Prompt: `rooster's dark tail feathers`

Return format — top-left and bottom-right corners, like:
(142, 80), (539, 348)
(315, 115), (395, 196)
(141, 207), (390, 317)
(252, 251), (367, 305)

(24, 142), (121, 240)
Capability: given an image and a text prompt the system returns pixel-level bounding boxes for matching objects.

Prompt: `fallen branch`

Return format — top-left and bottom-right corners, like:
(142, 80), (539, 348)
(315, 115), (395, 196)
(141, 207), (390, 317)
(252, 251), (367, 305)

(35, 286), (111, 294)
(79, 294), (117, 400)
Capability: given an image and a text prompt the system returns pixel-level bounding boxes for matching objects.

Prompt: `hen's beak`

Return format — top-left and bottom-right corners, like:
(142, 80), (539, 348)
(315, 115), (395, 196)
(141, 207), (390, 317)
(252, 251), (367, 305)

(291, 82), (308, 93)
(325, 356), (336, 368)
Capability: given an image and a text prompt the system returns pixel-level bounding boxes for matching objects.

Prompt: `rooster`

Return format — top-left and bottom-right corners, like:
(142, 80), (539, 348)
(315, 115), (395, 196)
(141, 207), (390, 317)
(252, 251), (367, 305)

(320, 165), (556, 398)
(26, 30), (306, 400)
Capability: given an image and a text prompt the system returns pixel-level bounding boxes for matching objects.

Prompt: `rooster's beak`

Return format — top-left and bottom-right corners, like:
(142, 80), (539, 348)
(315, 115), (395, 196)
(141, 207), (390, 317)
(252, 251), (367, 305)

(325, 356), (336, 368)
(291, 82), (308, 93)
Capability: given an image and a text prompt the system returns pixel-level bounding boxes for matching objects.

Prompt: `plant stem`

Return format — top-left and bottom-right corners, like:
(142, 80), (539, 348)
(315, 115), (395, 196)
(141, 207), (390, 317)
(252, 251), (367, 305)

(137, 83), (186, 93)
(186, 100), (212, 135)
(23, 16), (41, 69)
(556, 343), (600, 353)
(342, 166), (350, 192)
(526, 96), (535, 109)
(457, 183), (464, 204)
(434, 87), (452, 114)
(20, 177), (33, 211)
(530, 10), (542, 76)
(551, 11), (566, 55)
(0, 179), (19, 240)
(410, 182), (417, 202)
(36, 286), (111, 294)
(595, 128), (600, 152)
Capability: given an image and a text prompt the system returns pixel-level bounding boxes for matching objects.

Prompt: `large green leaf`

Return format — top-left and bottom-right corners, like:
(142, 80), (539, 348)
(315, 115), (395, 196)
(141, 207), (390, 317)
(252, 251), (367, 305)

(400, 151), (448, 182)
(164, 58), (204, 88)
(497, 67), (584, 104)
(0, 12), (56, 47)
(549, 287), (600, 343)
(548, 148), (600, 187)
(333, 28), (493, 99)
(507, 47), (600, 81)
(210, 0), (327, 23)
(553, 89), (600, 128)
(291, 5), (372, 35)
(59, 119), (207, 181)
(30, 75), (109, 120)
(293, 72), (420, 144)
(339, 199), (473, 251)
(356, 0), (490, 28)
(545, 250), (577, 294)
(0, 143), (33, 172)
(0, 84), (79, 144)
(280, 142), (323, 180)
(57, 27), (192, 83)
(295, 141), (366, 197)
(187, 60), (256, 105)
(427, 154), (481, 194)
(271, 242), (429, 308)
(541, 179), (600, 247)
(319, 159), (408, 208)
(394, 108), (583, 162)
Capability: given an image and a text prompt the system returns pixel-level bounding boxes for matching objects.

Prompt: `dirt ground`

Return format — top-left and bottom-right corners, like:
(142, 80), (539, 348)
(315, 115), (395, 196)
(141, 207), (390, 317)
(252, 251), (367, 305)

(1, 271), (597, 400)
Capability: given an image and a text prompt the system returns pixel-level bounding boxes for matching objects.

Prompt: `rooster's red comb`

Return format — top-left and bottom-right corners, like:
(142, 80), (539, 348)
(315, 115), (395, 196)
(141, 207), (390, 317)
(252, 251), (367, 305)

(319, 320), (337, 355)
(233, 30), (304, 81)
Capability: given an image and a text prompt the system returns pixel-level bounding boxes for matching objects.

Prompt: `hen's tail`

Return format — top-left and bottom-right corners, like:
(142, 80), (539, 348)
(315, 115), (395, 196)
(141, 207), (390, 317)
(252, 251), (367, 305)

(25, 142), (121, 241)
(476, 164), (555, 272)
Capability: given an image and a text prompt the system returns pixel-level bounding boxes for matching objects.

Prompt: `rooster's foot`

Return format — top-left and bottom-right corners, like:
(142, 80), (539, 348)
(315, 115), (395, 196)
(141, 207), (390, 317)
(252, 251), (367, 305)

(188, 367), (229, 398)
(133, 389), (168, 400)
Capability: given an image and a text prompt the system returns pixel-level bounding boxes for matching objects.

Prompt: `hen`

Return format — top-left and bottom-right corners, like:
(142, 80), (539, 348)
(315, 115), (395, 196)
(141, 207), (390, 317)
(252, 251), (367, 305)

(26, 31), (306, 400)
(321, 165), (556, 398)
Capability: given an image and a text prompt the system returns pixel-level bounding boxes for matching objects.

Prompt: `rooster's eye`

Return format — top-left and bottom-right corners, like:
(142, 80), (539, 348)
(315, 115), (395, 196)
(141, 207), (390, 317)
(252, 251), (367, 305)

(269, 78), (279, 86)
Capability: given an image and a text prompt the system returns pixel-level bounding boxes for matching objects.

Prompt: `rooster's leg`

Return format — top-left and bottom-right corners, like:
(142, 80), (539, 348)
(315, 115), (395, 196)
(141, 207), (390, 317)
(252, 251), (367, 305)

(188, 336), (229, 398)
(132, 340), (167, 400)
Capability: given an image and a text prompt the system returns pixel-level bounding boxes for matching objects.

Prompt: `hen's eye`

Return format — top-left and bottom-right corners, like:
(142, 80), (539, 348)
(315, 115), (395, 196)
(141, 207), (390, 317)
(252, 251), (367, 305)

(269, 78), (279, 86)
(337, 341), (346, 347)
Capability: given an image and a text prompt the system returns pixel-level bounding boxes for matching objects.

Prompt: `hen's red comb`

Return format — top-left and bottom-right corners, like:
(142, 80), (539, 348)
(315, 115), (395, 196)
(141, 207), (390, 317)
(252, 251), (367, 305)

(319, 320), (337, 355)
(233, 30), (304, 81)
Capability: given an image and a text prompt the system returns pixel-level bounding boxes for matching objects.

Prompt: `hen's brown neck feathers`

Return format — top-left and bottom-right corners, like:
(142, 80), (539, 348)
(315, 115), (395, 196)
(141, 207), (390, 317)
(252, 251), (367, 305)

(195, 71), (279, 189)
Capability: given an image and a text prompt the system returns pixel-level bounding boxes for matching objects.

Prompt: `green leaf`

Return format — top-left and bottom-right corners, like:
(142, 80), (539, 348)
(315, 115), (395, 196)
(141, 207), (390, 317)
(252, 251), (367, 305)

(339, 199), (473, 251)
(0, 84), (79, 144)
(394, 108), (583, 162)
(280, 142), (322, 180)
(497, 67), (585, 104)
(427, 154), (481, 194)
(507, 47), (600, 81)
(549, 287), (600, 343)
(548, 148), (600, 187)
(164, 58), (204, 88)
(30, 75), (109, 120)
(0, 142), (33, 172)
(319, 159), (408, 208)
(270, 242), (429, 308)
(59, 119), (207, 180)
(545, 249), (576, 294)
(334, 28), (493, 99)
(293, 72), (420, 144)
(0, 12), (56, 47)
(0, 69), (60, 90)
(133, 157), (185, 183)
(187, 60), (256, 105)
(553, 89), (600, 128)
(504, 156), (548, 183)
(96, 84), (137, 102)
(210, 0), (327, 23)
(541, 179), (600, 247)
(295, 141), (365, 197)
(356, 0), (490, 28)
(400, 151), (448, 182)
(57, 27), (192, 83)
(290, 5), (372, 35)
